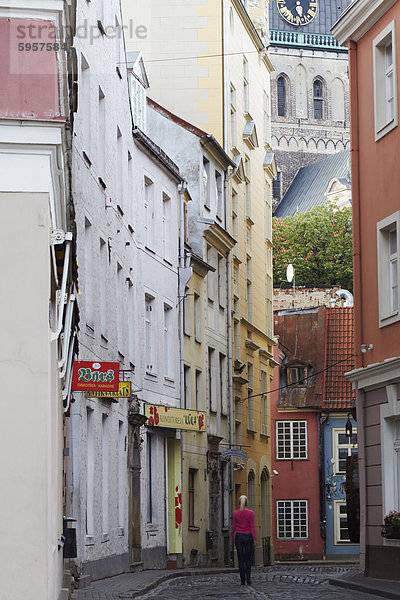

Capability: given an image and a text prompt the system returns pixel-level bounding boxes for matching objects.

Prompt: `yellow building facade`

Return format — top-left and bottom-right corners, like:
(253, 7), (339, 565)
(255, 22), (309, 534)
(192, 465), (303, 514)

(123, 0), (276, 564)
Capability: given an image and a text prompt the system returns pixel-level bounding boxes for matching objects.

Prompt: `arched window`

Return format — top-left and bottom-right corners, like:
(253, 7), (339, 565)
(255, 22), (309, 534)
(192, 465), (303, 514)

(247, 469), (256, 512)
(260, 468), (271, 538)
(277, 76), (286, 117)
(313, 79), (324, 119)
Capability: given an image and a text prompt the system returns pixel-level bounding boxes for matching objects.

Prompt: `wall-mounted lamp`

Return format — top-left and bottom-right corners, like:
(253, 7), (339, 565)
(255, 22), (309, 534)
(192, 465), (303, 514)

(234, 363), (246, 374)
(345, 414), (353, 439)
(128, 411), (148, 428)
(361, 343), (373, 353)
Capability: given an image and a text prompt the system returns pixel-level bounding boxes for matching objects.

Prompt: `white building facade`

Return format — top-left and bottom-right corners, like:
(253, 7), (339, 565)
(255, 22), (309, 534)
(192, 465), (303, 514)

(0, 1), (77, 599)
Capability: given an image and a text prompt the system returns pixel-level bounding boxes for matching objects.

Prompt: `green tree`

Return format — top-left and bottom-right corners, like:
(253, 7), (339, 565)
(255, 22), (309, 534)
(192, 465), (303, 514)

(273, 203), (353, 291)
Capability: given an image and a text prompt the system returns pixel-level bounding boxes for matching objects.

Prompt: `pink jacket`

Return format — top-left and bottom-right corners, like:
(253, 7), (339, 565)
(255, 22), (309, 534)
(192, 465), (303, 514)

(231, 509), (256, 543)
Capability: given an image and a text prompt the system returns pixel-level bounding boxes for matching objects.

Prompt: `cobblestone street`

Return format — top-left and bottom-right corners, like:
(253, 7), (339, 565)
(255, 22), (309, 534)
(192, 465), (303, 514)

(74, 564), (394, 600)
(140, 566), (377, 600)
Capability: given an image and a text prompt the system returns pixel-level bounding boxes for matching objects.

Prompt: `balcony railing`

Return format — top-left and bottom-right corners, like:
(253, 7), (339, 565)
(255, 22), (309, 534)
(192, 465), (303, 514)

(270, 30), (347, 52)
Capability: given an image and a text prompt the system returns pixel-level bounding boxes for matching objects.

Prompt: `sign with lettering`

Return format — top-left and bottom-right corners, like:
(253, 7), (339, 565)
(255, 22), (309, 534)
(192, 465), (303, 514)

(144, 404), (206, 432)
(85, 381), (131, 399)
(71, 361), (120, 392)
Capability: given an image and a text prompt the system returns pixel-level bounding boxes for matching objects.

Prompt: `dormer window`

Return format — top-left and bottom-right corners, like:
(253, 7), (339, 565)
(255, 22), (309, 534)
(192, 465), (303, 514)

(288, 366), (307, 386)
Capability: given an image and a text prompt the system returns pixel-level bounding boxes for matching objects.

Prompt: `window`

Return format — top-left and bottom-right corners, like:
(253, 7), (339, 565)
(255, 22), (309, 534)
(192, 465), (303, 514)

(232, 188), (238, 240)
(235, 396), (242, 446)
(99, 238), (108, 339)
(127, 279), (135, 366)
(276, 421), (308, 460)
(145, 295), (155, 374)
(277, 500), (308, 539)
(102, 413), (109, 535)
(220, 353), (227, 415)
(116, 128), (124, 207)
(218, 254), (226, 308)
(230, 84), (237, 148)
(208, 347), (215, 412)
(260, 370), (268, 436)
(98, 87), (106, 178)
(163, 304), (173, 379)
(243, 55), (249, 114)
(81, 54), (91, 159)
(288, 366), (307, 386)
(203, 157), (210, 209)
(263, 90), (270, 146)
(247, 363), (255, 431)
(162, 192), (171, 262)
(374, 21), (397, 140)
(144, 176), (154, 249)
(86, 408), (95, 536)
(248, 470), (256, 511)
(334, 500), (351, 544)
(184, 365), (191, 409)
(377, 211), (400, 326)
(277, 76), (286, 117)
(118, 421), (125, 532)
(215, 170), (223, 221)
(195, 369), (202, 410)
(381, 401), (400, 517)
(313, 79), (323, 119)
(333, 429), (357, 475)
(146, 434), (158, 523)
(206, 245), (215, 303)
(194, 292), (201, 342)
(116, 263), (124, 355)
(245, 155), (251, 218)
(188, 469), (196, 527)
(84, 218), (93, 328)
(183, 286), (191, 336)
(131, 76), (146, 131)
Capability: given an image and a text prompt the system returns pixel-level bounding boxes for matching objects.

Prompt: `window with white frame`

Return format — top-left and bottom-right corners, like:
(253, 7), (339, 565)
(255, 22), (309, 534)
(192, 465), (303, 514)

(163, 303), (173, 379)
(277, 500), (308, 539)
(162, 192), (171, 262)
(145, 295), (155, 374)
(381, 398), (400, 518)
(373, 21), (398, 140)
(184, 364), (191, 409)
(215, 170), (223, 221)
(276, 421), (308, 460)
(144, 176), (154, 249)
(203, 157), (211, 209)
(334, 500), (351, 544)
(131, 76), (146, 131)
(377, 211), (400, 326)
(333, 429), (357, 475)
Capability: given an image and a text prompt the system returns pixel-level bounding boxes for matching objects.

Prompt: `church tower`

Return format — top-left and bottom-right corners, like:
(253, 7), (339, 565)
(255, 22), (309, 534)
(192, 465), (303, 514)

(269, 0), (352, 205)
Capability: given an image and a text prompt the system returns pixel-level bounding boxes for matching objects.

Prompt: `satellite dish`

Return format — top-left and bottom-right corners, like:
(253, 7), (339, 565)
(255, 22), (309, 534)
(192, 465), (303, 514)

(286, 264), (294, 283)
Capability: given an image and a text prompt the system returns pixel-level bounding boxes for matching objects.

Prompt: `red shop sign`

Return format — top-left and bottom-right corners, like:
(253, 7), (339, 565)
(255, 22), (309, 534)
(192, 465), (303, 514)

(71, 361), (120, 392)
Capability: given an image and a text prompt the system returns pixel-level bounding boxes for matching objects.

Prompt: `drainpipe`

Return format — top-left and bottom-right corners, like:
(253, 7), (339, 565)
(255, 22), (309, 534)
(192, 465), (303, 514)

(349, 40), (363, 369)
(178, 181), (192, 566)
(349, 39), (366, 574)
(318, 412), (329, 559)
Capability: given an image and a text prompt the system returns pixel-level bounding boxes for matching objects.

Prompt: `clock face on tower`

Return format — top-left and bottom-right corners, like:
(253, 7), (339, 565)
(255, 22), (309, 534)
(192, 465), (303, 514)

(277, 0), (318, 27)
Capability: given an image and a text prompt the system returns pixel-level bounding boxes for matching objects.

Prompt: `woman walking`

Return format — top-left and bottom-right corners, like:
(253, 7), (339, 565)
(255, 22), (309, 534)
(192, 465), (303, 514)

(231, 495), (256, 585)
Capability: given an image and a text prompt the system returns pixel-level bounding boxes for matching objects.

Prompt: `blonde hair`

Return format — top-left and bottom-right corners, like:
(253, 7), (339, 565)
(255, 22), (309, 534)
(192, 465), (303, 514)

(239, 495), (248, 510)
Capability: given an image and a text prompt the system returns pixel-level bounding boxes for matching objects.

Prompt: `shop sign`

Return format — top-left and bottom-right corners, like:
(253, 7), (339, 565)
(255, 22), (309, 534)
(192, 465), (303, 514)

(71, 361), (120, 392)
(220, 448), (248, 460)
(144, 404), (206, 431)
(85, 381), (131, 399)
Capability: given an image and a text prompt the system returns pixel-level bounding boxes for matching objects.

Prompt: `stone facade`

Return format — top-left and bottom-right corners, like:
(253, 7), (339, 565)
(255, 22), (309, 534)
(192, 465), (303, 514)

(269, 0), (352, 198)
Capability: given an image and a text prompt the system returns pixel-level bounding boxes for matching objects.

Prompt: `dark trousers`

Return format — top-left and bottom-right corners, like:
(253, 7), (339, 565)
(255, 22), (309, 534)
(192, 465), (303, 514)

(235, 532), (254, 584)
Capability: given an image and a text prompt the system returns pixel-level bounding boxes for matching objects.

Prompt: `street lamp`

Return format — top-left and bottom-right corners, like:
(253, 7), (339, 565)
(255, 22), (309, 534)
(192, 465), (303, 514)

(345, 414), (353, 439)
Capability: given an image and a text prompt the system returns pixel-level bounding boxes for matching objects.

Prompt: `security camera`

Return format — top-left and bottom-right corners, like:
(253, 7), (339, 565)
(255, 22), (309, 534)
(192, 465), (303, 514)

(273, 469), (279, 476)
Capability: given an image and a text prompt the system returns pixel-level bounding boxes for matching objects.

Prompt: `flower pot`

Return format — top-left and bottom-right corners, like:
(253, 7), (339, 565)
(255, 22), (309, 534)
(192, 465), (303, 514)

(381, 524), (400, 539)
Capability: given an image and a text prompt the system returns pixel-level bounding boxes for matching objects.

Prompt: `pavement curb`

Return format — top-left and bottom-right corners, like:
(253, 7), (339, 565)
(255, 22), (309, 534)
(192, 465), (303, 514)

(329, 573), (400, 600)
(126, 568), (237, 598)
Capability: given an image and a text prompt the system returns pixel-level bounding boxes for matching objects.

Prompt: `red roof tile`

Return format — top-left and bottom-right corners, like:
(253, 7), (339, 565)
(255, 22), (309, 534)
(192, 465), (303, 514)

(323, 307), (355, 409)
